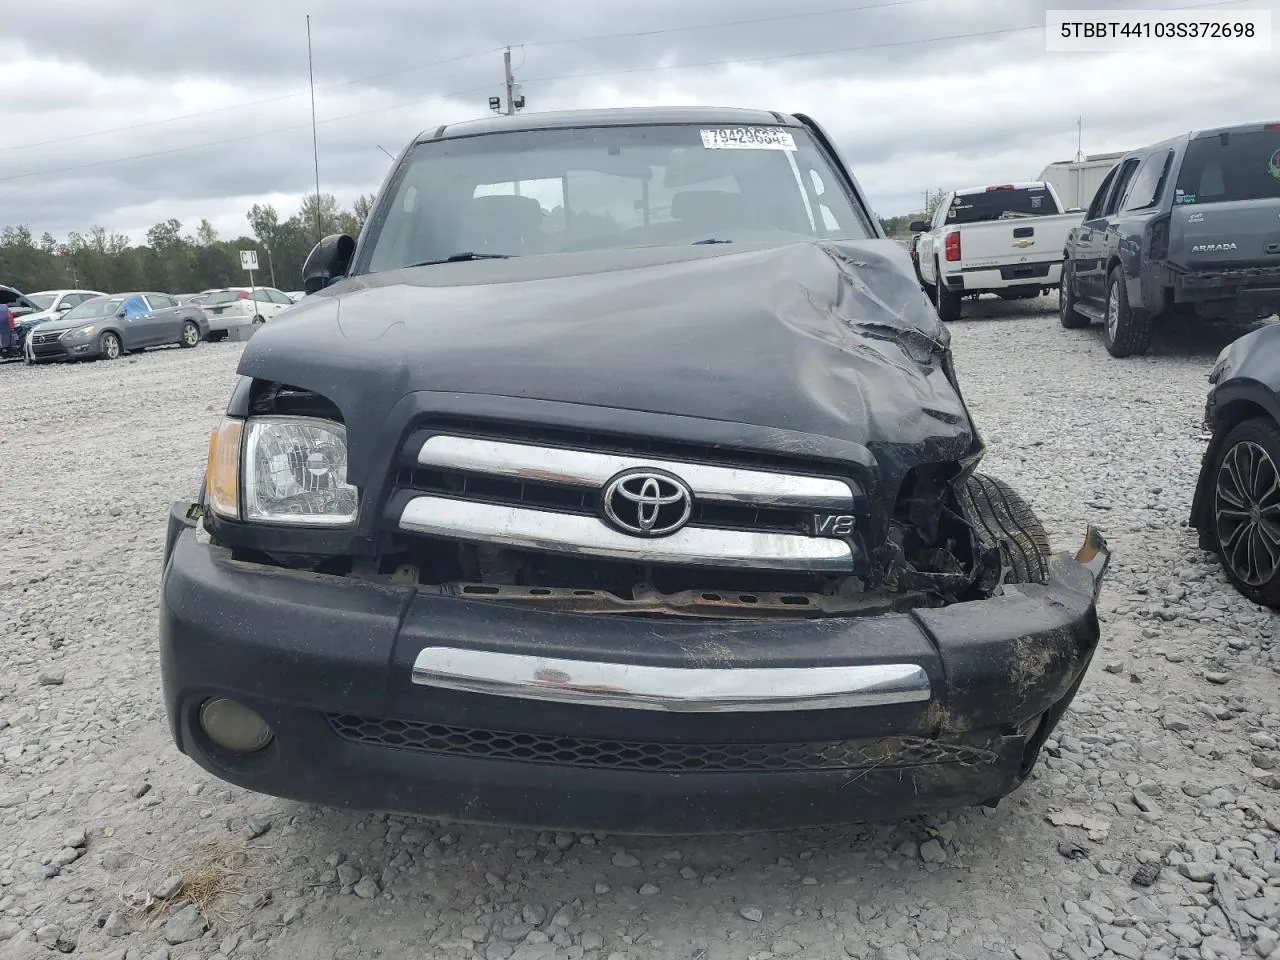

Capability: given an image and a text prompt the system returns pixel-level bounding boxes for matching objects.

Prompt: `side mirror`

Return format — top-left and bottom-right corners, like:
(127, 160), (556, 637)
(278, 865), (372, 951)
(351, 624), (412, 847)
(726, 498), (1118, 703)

(1066, 207), (1083, 214)
(302, 234), (357, 295)
(908, 220), (930, 233)
(56, 302), (72, 312)
(116, 308), (127, 318)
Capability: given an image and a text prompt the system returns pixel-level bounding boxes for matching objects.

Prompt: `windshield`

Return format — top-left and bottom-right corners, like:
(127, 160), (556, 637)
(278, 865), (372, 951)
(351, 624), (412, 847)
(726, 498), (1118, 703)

(26, 294), (56, 311)
(62, 297), (123, 322)
(945, 186), (1060, 224)
(361, 123), (873, 273)
(1174, 129), (1280, 205)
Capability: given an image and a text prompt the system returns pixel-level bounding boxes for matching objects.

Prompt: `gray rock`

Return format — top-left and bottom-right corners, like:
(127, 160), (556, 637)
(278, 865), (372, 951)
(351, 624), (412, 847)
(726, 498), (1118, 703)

(637, 882), (660, 895)
(164, 904), (208, 945)
(919, 839), (947, 863)
(580, 932), (604, 950)
(153, 874), (184, 899)
(352, 876), (380, 899)
(38, 669), (65, 685)
(242, 816), (271, 840)
(104, 911), (131, 937)
(740, 906), (764, 922)
(1180, 862), (1218, 882)
(610, 852), (639, 868)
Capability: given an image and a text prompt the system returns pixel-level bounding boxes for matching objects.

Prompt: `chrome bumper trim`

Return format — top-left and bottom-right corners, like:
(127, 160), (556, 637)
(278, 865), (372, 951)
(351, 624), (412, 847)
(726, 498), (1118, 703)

(411, 646), (932, 713)
(416, 435), (857, 509)
(398, 496), (856, 572)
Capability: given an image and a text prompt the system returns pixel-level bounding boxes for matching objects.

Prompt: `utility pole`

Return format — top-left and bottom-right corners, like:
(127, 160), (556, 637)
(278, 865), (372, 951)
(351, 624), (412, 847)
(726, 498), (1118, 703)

(504, 47), (515, 115)
(1076, 116), (1083, 162)
(489, 47), (526, 116)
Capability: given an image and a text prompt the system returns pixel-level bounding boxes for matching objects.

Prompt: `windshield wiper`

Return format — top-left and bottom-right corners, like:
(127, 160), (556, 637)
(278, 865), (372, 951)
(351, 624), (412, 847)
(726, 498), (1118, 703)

(691, 238), (734, 245)
(407, 252), (516, 267)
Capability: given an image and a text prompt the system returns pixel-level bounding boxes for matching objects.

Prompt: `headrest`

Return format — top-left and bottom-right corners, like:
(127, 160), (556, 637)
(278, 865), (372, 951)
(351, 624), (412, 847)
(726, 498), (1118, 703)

(466, 193), (545, 233)
(671, 190), (748, 223)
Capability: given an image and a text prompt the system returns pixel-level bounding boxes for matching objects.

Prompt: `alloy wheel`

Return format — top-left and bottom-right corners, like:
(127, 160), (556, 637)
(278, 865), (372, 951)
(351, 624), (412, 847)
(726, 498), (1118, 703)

(1105, 281), (1119, 340)
(183, 323), (199, 346)
(1215, 439), (1280, 587)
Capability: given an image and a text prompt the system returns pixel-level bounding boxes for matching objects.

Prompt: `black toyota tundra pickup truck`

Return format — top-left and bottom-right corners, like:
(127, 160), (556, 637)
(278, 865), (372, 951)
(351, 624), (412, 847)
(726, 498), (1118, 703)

(159, 106), (1110, 834)
(1060, 121), (1280, 358)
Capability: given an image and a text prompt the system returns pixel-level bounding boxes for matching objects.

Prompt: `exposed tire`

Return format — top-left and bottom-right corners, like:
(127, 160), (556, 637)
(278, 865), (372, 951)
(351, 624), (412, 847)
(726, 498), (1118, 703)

(1102, 265), (1152, 357)
(957, 472), (1052, 585)
(1209, 417), (1280, 609)
(935, 264), (962, 322)
(180, 320), (201, 348)
(100, 331), (121, 360)
(1058, 259), (1090, 329)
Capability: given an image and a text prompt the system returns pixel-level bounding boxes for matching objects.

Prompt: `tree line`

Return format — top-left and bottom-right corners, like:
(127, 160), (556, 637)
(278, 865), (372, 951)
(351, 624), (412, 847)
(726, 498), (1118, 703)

(0, 192), (375, 296)
(2, 185), (948, 294)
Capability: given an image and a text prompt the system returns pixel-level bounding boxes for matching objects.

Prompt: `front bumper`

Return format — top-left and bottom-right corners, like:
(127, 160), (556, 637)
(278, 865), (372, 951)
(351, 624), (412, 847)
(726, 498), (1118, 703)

(159, 503), (1110, 834)
(27, 335), (97, 362)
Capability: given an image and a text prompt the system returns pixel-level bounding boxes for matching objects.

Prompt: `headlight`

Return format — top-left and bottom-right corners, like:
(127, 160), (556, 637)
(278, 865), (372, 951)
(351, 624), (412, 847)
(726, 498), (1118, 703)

(60, 324), (95, 339)
(204, 415), (358, 525)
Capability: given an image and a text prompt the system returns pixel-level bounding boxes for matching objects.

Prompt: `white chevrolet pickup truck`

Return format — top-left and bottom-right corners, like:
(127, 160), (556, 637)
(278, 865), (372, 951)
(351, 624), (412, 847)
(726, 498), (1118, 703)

(912, 181), (1085, 321)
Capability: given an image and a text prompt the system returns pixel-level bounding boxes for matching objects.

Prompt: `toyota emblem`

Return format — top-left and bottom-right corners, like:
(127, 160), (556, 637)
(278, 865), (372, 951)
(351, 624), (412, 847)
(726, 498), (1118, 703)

(601, 468), (694, 537)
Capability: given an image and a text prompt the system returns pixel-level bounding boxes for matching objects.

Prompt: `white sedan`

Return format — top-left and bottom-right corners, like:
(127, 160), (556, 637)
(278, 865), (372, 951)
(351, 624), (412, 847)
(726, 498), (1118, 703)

(199, 287), (296, 339)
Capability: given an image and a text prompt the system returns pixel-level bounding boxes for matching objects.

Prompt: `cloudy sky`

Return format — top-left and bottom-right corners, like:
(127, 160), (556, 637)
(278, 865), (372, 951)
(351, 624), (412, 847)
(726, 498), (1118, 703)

(1, 0), (1275, 244)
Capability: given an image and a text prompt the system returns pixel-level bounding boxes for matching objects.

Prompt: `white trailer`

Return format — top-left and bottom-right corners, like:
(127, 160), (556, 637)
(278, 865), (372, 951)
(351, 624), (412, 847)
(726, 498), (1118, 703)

(1037, 152), (1126, 212)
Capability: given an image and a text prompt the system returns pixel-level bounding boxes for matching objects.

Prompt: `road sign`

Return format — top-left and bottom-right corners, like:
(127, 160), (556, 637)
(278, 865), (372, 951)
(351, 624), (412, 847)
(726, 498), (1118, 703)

(239, 250), (259, 271)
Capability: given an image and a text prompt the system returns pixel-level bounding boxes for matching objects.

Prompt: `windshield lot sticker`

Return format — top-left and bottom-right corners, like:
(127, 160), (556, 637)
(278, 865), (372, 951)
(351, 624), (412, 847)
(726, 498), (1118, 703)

(1269, 149), (1280, 180)
(1031, 195), (1043, 209)
(700, 128), (797, 151)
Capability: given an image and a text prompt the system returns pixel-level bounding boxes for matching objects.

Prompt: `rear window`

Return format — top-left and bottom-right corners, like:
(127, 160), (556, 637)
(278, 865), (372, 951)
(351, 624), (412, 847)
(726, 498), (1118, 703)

(204, 290), (244, 305)
(1174, 129), (1280, 205)
(945, 186), (1060, 224)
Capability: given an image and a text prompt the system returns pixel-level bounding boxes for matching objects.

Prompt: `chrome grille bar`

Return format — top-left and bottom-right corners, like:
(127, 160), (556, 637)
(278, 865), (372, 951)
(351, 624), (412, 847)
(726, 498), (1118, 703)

(411, 646), (932, 712)
(398, 496), (856, 572)
(416, 435), (856, 509)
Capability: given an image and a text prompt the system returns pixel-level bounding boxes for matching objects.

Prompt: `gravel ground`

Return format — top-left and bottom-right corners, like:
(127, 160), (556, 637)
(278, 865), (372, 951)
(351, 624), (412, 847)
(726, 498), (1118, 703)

(3, 297), (1279, 960)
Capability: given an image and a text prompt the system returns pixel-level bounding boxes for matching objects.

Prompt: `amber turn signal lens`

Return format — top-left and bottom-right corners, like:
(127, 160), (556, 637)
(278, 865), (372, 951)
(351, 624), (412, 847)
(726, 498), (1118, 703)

(205, 418), (244, 520)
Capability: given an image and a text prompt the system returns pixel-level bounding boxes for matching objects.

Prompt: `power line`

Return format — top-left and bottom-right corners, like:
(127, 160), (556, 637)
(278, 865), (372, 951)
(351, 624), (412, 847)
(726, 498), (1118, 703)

(0, 0), (931, 154)
(0, 0), (1259, 185)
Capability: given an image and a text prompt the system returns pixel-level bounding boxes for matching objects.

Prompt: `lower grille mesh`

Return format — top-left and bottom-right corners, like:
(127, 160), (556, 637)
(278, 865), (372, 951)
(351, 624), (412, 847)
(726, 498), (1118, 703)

(325, 714), (999, 773)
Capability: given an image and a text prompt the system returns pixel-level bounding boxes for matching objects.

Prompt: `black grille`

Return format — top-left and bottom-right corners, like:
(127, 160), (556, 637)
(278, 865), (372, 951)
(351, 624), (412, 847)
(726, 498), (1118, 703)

(326, 715), (999, 773)
(396, 466), (807, 534)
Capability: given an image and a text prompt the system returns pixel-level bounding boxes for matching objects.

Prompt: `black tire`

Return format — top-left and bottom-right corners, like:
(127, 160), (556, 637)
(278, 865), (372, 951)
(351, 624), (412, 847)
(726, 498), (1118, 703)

(208, 330), (227, 342)
(956, 472), (1052, 585)
(1208, 417), (1280, 609)
(1058, 259), (1090, 329)
(179, 320), (201, 348)
(1102, 265), (1152, 357)
(252, 315), (266, 325)
(99, 331), (121, 360)
(936, 282), (962, 322)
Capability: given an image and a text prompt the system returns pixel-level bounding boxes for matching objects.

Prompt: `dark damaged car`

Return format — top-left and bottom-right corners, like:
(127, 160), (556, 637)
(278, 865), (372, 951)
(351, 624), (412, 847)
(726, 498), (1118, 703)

(159, 107), (1111, 834)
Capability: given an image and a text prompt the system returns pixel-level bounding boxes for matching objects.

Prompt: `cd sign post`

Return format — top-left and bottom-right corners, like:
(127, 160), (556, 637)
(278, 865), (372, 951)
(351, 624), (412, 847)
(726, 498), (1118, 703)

(240, 250), (259, 292)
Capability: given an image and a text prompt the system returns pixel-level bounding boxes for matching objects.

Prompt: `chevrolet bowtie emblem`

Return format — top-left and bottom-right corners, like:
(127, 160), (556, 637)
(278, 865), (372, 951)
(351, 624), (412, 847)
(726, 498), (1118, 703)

(1012, 239), (1035, 248)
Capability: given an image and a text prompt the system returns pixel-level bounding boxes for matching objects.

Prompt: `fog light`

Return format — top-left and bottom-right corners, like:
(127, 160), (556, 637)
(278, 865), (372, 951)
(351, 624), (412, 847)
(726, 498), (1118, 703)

(199, 699), (273, 753)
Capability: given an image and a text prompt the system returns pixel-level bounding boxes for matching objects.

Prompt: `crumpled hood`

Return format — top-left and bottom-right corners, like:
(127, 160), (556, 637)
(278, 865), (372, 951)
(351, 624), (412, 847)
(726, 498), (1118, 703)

(238, 239), (975, 453)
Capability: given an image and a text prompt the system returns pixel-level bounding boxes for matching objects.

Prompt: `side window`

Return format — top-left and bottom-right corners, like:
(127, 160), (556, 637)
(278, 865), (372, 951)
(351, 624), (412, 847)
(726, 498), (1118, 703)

(271, 289), (292, 305)
(147, 294), (175, 309)
(1085, 168), (1118, 220)
(1121, 150), (1174, 211)
(1102, 158), (1140, 217)
(123, 296), (148, 317)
